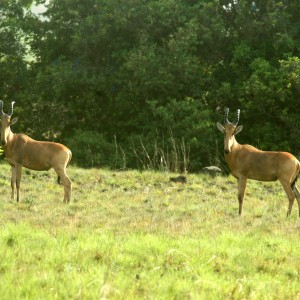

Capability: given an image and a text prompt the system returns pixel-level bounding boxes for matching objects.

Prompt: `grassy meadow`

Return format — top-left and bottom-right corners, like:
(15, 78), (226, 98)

(0, 162), (300, 299)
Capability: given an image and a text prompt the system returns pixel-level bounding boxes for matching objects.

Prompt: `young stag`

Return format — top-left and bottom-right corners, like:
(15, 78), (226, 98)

(0, 101), (72, 203)
(217, 108), (300, 217)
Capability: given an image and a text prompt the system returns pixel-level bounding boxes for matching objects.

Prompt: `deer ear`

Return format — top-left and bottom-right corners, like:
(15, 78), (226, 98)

(10, 117), (19, 125)
(216, 123), (225, 133)
(235, 125), (243, 135)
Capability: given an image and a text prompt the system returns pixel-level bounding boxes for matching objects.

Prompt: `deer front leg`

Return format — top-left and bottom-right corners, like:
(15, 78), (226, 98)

(237, 177), (247, 216)
(11, 165), (16, 200)
(15, 164), (22, 202)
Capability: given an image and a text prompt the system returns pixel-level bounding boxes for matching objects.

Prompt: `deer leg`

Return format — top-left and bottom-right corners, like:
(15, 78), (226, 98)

(292, 185), (300, 218)
(11, 165), (16, 200)
(54, 167), (72, 203)
(237, 177), (247, 216)
(279, 179), (295, 217)
(15, 164), (22, 203)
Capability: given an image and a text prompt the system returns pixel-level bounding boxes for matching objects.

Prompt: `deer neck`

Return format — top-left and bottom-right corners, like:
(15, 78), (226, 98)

(3, 129), (15, 150)
(225, 136), (241, 163)
(230, 136), (240, 152)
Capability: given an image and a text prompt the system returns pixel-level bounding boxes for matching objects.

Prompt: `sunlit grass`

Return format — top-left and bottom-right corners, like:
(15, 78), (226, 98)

(0, 162), (300, 299)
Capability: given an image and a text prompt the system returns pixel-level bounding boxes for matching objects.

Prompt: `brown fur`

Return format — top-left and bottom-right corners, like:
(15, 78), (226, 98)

(1, 114), (72, 203)
(217, 122), (300, 217)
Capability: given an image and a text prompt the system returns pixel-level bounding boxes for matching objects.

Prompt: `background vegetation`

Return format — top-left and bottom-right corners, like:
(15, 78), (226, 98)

(0, 164), (300, 299)
(1, 0), (300, 171)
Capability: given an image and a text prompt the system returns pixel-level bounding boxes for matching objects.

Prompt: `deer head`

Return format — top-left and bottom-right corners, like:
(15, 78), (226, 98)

(0, 101), (19, 146)
(217, 108), (243, 154)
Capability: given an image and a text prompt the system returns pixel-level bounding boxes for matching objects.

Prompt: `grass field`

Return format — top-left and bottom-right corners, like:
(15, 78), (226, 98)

(0, 162), (300, 299)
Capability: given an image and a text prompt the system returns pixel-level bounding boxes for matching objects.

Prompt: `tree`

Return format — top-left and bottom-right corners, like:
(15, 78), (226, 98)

(1, 0), (300, 169)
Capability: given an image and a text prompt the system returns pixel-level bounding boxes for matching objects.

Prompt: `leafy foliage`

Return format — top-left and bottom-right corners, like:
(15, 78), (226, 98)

(1, 0), (300, 170)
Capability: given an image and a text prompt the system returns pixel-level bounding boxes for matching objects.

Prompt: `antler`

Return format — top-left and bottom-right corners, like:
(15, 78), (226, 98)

(8, 101), (15, 116)
(224, 107), (240, 125)
(0, 100), (3, 115)
(235, 109), (240, 125)
(224, 107), (230, 124)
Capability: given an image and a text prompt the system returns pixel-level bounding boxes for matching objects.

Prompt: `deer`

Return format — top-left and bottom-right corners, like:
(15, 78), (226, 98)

(0, 100), (72, 203)
(217, 108), (300, 217)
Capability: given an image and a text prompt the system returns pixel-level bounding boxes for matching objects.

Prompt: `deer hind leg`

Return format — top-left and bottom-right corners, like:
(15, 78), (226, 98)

(237, 177), (247, 216)
(279, 179), (295, 217)
(292, 185), (300, 217)
(54, 167), (72, 203)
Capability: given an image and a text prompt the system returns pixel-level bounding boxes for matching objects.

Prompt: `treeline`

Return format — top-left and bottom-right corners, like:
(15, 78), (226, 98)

(1, 0), (300, 171)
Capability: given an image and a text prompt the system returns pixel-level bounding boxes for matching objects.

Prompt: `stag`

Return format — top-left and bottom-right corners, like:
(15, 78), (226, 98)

(0, 101), (72, 203)
(217, 108), (300, 217)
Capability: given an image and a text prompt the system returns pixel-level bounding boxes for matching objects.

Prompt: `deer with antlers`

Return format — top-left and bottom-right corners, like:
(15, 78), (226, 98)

(217, 108), (300, 217)
(0, 101), (72, 203)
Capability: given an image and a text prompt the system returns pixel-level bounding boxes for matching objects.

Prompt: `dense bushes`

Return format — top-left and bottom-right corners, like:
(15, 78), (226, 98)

(1, 0), (300, 171)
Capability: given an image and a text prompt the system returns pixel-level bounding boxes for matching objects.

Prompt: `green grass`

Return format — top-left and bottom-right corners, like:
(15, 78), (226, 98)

(0, 163), (300, 299)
